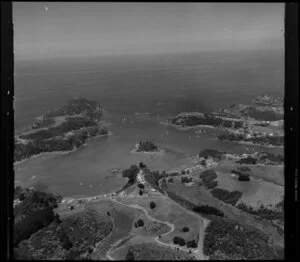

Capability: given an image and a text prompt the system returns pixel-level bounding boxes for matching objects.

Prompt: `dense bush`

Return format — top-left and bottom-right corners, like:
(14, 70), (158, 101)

(125, 249), (135, 260)
(137, 183), (145, 189)
(181, 176), (193, 183)
(199, 169), (217, 184)
(236, 203), (284, 220)
(204, 180), (218, 189)
(182, 227), (189, 232)
(237, 156), (257, 165)
(192, 205), (224, 217)
(203, 217), (283, 259)
(173, 236), (186, 246)
(150, 201), (156, 209)
(231, 169), (250, 181)
(137, 141), (158, 152)
(168, 177), (174, 183)
(122, 165), (140, 184)
(186, 239), (198, 248)
(139, 190), (143, 196)
(199, 149), (223, 160)
(134, 219), (144, 228)
(139, 162), (147, 169)
(247, 108), (282, 121)
(62, 234), (73, 250)
(14, 207), (54, 247)
(210, 188), (242, 206)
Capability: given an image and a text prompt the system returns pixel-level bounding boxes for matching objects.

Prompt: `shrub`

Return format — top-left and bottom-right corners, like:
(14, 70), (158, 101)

(137, 141), (158, 152)
(134, 219), (144, 228)
(187, 239), (198, 248)
(168, 177), (174, 183)
(199, 149), (223, 160)
(210, 188), (243, 205)
(122, 165), (140, 184)
(238, 156), (257, 165)
(139, 162), (147, 169)
(125, 249), (135, 260)
(137, 183), (145, 189)
(150, 201), (156, 209)
(139, 190), (143, 196)
(181, 176), (193, 183)
(200, 169), (217, 184)
(62, 234), (73, 250)
(238, 173), (250, 181)
(182, 227), (189, 232)
(204, 180), (218, 189)
(173, 236), (186, 246)
(192, 205), (224, 217)
(14, 207), (54, 246)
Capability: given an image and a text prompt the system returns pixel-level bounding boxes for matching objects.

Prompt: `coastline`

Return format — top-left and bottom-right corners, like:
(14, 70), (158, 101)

(14, 132), (112, 165)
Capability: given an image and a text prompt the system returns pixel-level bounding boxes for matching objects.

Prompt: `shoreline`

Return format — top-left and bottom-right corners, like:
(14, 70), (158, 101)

(14, 132), (112, 165)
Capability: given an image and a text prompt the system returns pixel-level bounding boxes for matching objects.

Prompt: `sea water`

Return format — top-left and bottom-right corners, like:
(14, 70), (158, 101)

(14, 50), (284, 197)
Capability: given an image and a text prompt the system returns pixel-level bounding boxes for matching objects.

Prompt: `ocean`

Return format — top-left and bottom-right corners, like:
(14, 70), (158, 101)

(14, 49), (284, 197)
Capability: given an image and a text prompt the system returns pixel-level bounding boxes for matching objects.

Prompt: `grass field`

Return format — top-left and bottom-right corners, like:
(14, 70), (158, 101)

(164, 180), (284, 248)
(117, 192), (200, 246)
(87, 199), (137, 260)
(111, 240), (196, 260)
(214, 160), (284, 186)
(215, 171), (284, 209)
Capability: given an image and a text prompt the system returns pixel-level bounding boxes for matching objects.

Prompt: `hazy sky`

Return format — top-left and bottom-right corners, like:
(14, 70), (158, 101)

(13, 2), (284, 60)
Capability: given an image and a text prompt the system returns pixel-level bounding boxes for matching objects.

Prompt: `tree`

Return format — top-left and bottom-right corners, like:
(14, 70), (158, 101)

(139, 190), (143, 196)
(150, 201), (156, 209)
(182, 227), (189, 232)
(139, 162), (146, 169)
(134, 219), (144, 228)
(125, 249), (135, 260)
(137, 183), (145, 189)
(62, 234), (73, 250)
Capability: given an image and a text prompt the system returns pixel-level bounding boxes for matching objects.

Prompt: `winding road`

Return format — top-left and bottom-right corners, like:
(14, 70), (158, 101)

(106, 197), (209, 260)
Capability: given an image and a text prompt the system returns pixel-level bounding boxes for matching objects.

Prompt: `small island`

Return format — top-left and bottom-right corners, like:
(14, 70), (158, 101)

(14, 98), (109, 162)
(131, 141), (163, 154)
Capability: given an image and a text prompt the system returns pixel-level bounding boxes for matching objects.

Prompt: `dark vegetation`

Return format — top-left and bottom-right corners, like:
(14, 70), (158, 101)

(44, 98), (103, 120)
(181, 176), (193, 183)
(236, 203), (284, 221)
(13, 187), (62, 247)
(218, 132), (284, 146)
(14, 208), (113, 260)
(14, 207), (55, 247)
(139, 162), (147, 169)
(182, 227), (190, 232)
(199, 169), (218, 189)
(186, 239), (198, 248)
(137, 183), (145, 189)
(122, 165), (140, 185)
(199, 149), (223, 160)
(166, 191), (224, 218)
(210, 188), (243, 206)
(203, 216), (284, 260)
(192, 205), (224, 217)
(246, 107), (282, 121)
(237, 156), (257, 165)
(137, 141), (158, 152)
(125, 249), (135, 260)
(173, 236), (186, 246)
(144, 170), (165, 194)
(150, 201), (156, 209)
(134, 219), (144, 228)
(231, 167), (251, 181)
(138, 190), (143, 196)
(171, 114), (243, 129)
(14, 98), (107, 162)
(32, 117), (55, 129)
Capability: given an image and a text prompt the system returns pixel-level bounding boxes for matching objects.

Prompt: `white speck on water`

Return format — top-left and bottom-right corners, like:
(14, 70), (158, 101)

(31, 176), (36, 180)
(89, 184), (93, 188)
(79, 182), (83, 186)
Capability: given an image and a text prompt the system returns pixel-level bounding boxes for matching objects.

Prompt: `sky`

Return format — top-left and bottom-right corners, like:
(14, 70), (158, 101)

(13, 2), (284, 60)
